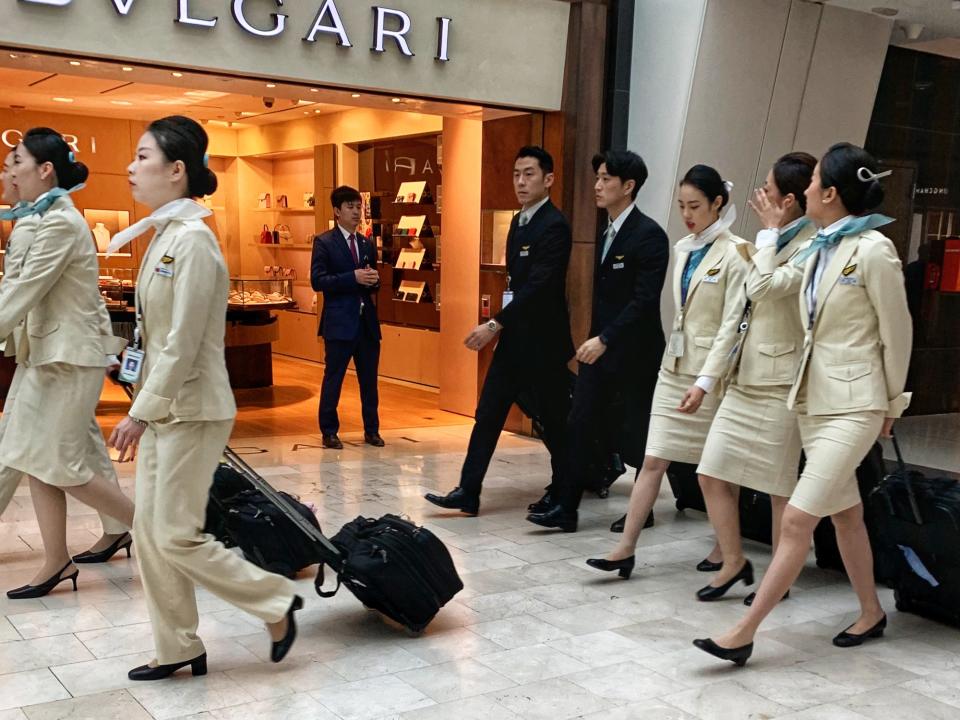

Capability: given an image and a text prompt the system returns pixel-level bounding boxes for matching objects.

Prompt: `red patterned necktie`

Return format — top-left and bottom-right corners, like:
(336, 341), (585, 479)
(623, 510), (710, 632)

(349, 233), (359, 266)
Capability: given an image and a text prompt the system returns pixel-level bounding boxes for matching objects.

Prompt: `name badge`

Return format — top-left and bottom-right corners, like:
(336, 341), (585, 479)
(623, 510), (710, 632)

(839, 276), (859, 286)
(519, 250), (529, 257)
(612, 262), (625, 270)
(702, 274), (720, 284)
(118, 348), (145, 384)
(667, 331), (685, 358)
(155, 265), (174, 278)
(502, 290), (514, 309)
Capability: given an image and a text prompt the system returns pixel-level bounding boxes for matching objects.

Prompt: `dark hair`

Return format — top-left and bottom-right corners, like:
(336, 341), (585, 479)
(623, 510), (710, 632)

(819, 142), (884, 215)
(21, 127), (89, 189)
(772, 151), (816, 212)
(680, 164), (728, 208)
(330, 185), (361, 209)
(146, 115), (217, 198)
(592, 150), (648, 199)
(515, 145), (554, 175)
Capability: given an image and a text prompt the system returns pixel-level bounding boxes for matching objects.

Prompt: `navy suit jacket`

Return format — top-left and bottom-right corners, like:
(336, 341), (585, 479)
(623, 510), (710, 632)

(310, 228), (382, 342)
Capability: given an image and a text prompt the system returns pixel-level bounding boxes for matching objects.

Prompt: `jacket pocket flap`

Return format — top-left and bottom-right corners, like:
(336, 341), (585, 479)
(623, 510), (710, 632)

(826, 362), (871, 382)
(758, 342), (796, 358)
(28, 321), (60, 338)
(693, 335), (714, 349)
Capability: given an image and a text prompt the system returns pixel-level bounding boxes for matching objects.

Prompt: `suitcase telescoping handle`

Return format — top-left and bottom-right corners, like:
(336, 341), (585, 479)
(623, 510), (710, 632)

(889, 431), (924, 525)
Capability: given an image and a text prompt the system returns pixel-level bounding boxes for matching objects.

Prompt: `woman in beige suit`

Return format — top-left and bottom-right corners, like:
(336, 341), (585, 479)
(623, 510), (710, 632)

(0, 129), (135, 599)
(587, 165), (749, 580)
(695, 152), (817, 603)
(695, 143), (911, 666)
(108, 116), (301, 681)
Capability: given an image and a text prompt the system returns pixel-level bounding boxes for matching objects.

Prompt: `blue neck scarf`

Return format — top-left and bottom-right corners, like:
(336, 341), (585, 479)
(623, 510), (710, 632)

(681, 243), (713, 306)
(0, 184), (84, 220)
(777, 217), (812, 253)
(793, 213), (893, 265)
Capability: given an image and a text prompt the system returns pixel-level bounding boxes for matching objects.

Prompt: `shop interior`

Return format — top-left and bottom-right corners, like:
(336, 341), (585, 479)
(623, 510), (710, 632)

(0, 51), (547, 435)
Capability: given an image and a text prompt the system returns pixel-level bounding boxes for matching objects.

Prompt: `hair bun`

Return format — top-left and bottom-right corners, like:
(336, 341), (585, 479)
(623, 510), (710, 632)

(863, 179), (884, 211)
(201, 168), (218, 197)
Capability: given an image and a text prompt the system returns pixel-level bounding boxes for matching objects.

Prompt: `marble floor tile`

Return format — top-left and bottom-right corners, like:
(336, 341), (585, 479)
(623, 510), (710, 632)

(578, 699), (697, 720)
(49, 652), (154, 697)
(321, 644), (429, 682)
(770, 704), (872, 720)
(399, 694), (522, 719)
(535, 602), (635, 635)
(397, 657), (515, 703)
(9, 606), (112, 641)
(401, 626), (503, 665)
(0, 710), (27, 720)
(858, 637), (960, 676)
(193, 692), (338, 720)
(545, 630), (645, 669)
(840, 686), (960, 720)
(310, 675), (435, 720)
(223, 653), (345, 699)
(459, 590), (555, 622)
(469, 614), (572, 650)
(74, 622), (156, 659)
(734, 666), (859, 710)
(901, 668), (960, 710)
(662, 679), (791, 720)
(127, 672), (256, 720)
(0, 670), (70, 712)
(21, 689), (151, 720)
(0, 634), (94, 674)
(473, 643), (589, 684)
(796, 652), (920, 693)
(488, 677), (614, 720)
(565, 660), (679, 704)
(0, 617), (21, 643)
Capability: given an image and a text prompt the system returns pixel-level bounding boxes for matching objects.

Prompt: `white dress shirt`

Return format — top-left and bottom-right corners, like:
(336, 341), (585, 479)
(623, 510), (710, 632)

(806, 214), (854, 324)
(601, 203), (635, 262)
(518, 195), (550, 226)
(755, 215), (808, 250)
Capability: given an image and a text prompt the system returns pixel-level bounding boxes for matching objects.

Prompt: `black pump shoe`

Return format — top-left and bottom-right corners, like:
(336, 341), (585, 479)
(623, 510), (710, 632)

(7, 561), (78, 599)
(129, 653), (207, 681)
(744, 590), (790, 607)
(424, 487), (480, 516)
(696, 558), (723, 573)
(271, 595), (304, 663)
(72, 532), (133, 564)
(833, 614), (886, 648)
(526, 505), (578, 532)
(609, 511), (654, 534)
(693, 637), (753, 666)
(585, 556), (635, 579)
(696, 560), (754, 602)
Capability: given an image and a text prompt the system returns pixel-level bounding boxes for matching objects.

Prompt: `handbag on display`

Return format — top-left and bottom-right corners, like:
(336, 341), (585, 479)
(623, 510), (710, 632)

(259, 224), (272, 244)
(277, 194), (289, 209)
(257, 192), (272, 209)
(274, 223), (292, 244)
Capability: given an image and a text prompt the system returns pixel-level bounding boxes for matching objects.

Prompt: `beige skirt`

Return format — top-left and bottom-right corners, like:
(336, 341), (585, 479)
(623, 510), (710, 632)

(0, 362), (115, 487)
(790, 410), (884, 518)
(697, 383), (802, 496)
(645, 369), (723, 465)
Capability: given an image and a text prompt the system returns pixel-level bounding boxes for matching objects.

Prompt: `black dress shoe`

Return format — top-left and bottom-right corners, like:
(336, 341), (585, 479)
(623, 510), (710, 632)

(364, 433), (385, 447)
(129, 653), (207, 681)
(693, 638), (753, 667)
(528, 492), (553, 514)
(833, 614), (886, 648)
(744, 590), (790, 607)
(322, 434), (343, 449)
(609, 511), (654, 534)
(697, 558), (723, 572)
(526, 505), (578, 532)
(72, 533), (133, 564)
(423, 487), (480, 516)
(696, 560), (755, 602)
(585, 556), (635, 579)
(7, 561), (78, 599)
(271, 595), (304, 662)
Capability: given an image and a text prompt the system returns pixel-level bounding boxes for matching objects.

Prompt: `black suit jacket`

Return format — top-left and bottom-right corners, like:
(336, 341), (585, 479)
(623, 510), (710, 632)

(310, 228), (381, 342)
(494, 199), (575, 368)
(592, 206), (669, 373)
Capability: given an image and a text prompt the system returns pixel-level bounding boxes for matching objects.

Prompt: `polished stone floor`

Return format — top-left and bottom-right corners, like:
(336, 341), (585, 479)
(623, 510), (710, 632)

(1, 423), (959, 719)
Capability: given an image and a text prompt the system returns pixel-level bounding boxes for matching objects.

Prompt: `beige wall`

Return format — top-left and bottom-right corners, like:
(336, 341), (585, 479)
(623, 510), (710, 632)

(6, 0), (569, 110)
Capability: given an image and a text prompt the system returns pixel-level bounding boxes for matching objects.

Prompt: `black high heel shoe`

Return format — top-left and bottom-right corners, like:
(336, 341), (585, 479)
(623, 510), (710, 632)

(71, 532), (133, 564)
(7, 561), (78, 599)
(128, 653), (207, 681)
(744, 590), (790, 607)
(696, 560), (754, 602)
(833, 614), (886, 648)
(270, 595), (304, 663)
(696, 558), (722, 573)
(693, 637), (753, 667)
(585, 556), (635, 579)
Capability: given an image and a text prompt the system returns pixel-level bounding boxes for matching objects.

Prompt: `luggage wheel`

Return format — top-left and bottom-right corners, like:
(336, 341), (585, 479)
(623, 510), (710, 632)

(595, 487), (610, 499)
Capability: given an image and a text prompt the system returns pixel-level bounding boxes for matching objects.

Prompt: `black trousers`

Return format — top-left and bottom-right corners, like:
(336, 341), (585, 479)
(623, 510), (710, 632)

(459, 350), (570, 497)
(319, 326), (380, 436)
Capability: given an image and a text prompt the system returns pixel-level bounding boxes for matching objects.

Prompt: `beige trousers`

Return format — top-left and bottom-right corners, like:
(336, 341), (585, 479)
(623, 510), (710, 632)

(133, 419), (296, 664)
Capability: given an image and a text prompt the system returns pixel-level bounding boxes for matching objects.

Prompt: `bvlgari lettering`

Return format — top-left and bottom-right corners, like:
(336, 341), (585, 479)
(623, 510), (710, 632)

(18, 0), (451, 61)
(2, 128), (82, 153)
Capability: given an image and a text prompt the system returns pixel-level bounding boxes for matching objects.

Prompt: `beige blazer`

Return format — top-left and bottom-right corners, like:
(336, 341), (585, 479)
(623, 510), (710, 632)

(732, 226), (817, 387)
(130, 214), (236, 423)
(663, 229), (750, 380)
(0, 214), (38, 357)
(0, 195), (126, 367)
(758, 229), (912, 417)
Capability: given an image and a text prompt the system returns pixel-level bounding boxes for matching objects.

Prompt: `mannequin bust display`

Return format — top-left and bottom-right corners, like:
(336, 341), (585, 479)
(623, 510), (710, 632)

(92, 222), (110, 252)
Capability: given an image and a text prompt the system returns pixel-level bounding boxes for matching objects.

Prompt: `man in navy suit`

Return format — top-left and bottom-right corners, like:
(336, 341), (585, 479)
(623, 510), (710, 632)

(311, 186), (384, 449)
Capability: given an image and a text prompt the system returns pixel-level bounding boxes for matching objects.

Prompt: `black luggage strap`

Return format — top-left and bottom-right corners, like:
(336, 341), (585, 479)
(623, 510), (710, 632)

(314, 564), (341, 598)
(890, 431), (924, 525)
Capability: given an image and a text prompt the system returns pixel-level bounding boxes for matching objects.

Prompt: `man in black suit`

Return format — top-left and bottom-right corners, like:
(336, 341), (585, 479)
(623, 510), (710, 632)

(424, 146), (574, 516)
(527, 150), (669, 532)
(311, 185), (384, 449)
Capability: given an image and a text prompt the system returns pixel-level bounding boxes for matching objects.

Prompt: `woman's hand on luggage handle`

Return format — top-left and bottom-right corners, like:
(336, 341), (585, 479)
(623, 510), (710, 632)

(880, 417), (895, 439)
(678, 385), (705, 414)
(576, 337), (607, 365)
(748, 187), (786, 231)
(109, 416), (146, 463)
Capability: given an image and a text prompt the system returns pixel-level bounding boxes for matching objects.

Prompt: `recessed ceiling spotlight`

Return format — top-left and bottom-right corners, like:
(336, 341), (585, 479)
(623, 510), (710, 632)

(68, 60), (81, 66)
(266, 83), (276, 88)
(8, 53), (18, 59)
(121, 66), (134, 72)
(52, 97), (74, 103)
(172, 71), (183, 78)
(303, 110), (310, 115)
(871, 7), (898, 16)
(391, 97), (401, 103)
(351, 93), (361, 98)
(240, 111), (255, 116)
(314, 109), (323, 114)
(310, 88), (319, 93)
(110, 100), (133, 106)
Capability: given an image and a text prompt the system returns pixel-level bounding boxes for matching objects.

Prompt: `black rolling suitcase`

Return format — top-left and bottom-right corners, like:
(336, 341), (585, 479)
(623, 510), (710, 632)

(667, 463), (707, 512)
(867, 436), (960, 627)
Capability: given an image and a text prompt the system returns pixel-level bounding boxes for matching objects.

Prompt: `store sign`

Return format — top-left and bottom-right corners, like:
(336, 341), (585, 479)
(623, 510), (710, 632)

(2, 128), (84, 153)
(19, 0), (453, 61)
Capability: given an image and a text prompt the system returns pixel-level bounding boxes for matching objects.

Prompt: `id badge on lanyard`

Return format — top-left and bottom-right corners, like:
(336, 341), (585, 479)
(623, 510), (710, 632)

(502, 274), (514, 309)
(667, 310), (685, 358)
(119, 312), (145, 384)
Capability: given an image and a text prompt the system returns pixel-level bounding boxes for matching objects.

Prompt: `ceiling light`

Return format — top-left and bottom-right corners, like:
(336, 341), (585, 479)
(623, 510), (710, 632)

(314, 109), (322, 114)
(351, 93), (361, 98)
(52, 97), (74, 103)
(172, 71), (183, 78)
(8, 53), (18, 59)
(110, 100), (133, 106)
(310, 88), (319, 93)
(68, 60), (81, 66)
(121, 66), (134, 72)
(391, 97), (401, 103)
(303, 111), (310, 115)
(240, 111), (255, 116)
(266, 83), (276, 88)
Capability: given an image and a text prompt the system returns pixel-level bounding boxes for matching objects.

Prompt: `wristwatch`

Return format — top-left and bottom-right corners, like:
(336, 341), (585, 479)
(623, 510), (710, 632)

(128, 415), (148, 428)
(486, 320), (499, 332)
